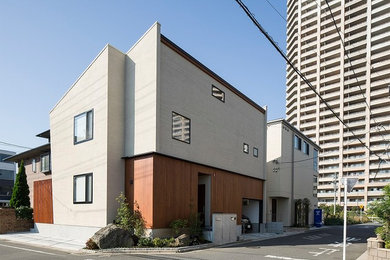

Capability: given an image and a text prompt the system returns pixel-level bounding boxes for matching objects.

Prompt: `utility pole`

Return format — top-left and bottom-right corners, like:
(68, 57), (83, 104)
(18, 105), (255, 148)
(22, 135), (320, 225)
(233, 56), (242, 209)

(342, 177), (358, 260)
(333, 175), (337, 215)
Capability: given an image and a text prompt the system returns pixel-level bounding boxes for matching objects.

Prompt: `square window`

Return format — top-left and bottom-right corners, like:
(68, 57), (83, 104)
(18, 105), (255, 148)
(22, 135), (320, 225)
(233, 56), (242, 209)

(40, 154), (50, 173)
(212, 85), (225, 102)
(32, 158), (36, 173)
(73, 173), (93, 204)
(294, 135), (302, 150)
(74, 110), (93, 144)
(253, 147), (259, 157)
(243, 143), (249, 154)
(172, 112), (191, 144)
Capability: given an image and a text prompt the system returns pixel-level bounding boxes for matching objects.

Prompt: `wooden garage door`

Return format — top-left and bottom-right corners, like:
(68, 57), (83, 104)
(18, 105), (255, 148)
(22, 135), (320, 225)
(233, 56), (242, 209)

(33, 179), (53, 223)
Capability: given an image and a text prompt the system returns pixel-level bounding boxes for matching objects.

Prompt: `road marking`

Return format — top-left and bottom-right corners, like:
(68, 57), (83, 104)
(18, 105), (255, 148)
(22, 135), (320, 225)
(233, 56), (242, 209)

(265, 255), (309, 260)
(0, 243), (61, 256)
(309, 248), (339, 256)
(303, 233), (331, 240)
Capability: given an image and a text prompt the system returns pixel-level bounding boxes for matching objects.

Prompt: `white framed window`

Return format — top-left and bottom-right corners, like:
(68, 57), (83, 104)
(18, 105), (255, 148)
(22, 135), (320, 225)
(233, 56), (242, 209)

(294, 135), (302, 150)
(32, 158), (36, 173)
(40, 154), (50, 173)
(243, 143), (249, 154)
(74, 110), (93, 144)
(253, 147), (259, 157)
(172, 112), (191, 144)
(73, 173), (93, 204)
(303, 141), (309, 155)
(212, 85), (225, 102)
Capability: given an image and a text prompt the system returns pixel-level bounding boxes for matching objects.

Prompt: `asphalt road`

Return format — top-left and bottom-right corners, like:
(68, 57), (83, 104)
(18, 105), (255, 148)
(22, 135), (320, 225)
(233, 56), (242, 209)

(0, 223), (377, 260)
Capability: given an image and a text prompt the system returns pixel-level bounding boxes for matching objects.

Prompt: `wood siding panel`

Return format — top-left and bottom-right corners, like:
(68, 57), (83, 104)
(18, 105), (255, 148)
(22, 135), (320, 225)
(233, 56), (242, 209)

(33, 179), (53, 224)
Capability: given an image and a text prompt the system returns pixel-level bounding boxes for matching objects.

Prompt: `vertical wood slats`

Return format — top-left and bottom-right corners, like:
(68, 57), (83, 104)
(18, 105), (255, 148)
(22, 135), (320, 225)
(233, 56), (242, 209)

(33, 179), (53, 224)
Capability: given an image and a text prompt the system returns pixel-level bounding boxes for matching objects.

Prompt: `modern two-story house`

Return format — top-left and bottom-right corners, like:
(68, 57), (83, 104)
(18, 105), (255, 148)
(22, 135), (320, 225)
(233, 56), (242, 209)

(48, 22), (267, 236)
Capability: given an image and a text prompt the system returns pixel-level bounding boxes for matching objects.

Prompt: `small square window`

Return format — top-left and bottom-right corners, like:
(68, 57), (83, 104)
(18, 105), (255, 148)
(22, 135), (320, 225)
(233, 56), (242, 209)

(253, 147), (259, 157)
(40, 154), (50, 173)
(212, 85), (225, 102)
(32, 159), (36, 173)
(73, 173), (93, 204)
(74, 110), (93, 144)
(243, 143), (249, 154)
(172, 112), (191, 144)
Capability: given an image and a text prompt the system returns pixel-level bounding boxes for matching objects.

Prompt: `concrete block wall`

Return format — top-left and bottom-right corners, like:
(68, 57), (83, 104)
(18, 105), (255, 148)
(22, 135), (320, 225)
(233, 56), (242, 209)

(0, 208), (33, 234)
(367, 237), (390, 260)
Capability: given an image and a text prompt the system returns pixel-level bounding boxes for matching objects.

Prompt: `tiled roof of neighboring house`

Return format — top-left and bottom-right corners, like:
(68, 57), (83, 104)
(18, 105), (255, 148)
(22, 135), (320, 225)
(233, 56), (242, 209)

(4, 143), (50, 162)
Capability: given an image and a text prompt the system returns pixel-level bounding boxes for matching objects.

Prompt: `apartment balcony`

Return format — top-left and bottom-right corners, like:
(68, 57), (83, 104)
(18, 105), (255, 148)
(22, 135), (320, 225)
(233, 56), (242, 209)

(370, 78), (390, 89)
(372, 41), (390, 52)
(371, 70), (390, 83)
(343, 146), (366, 155)
(343, 164), (365, 172)
(344, 76), (367, 86)
(318, 184), (336, 190)
(344, 66), (367, 78)
(317, 193), (336, 198)
(370, 97), (390, 107)
(371, 14), (390, 29)
(300, 120), (317, 128)
(343, 157), (366, 164)
(347, 191), (366, 197)
(372, 1), (390, 16)
(345, 3), (367, 17)
(368, 181), (390, 187)
(344, 129), (366, 138)
(320, 133), (339, 142)
(344, 110), (366, 121)
(368, 190), (384, 196)
(371, 87), (389, 99)
(372, 31), (390, 45)
(371, 115), (390, 125)
(300, 113), (315, 121)
(301, 104), (316, 113)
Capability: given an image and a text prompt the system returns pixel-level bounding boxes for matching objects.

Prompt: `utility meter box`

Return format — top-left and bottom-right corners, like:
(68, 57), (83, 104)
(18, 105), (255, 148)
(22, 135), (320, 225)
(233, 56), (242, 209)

(212, 213), (237, 245)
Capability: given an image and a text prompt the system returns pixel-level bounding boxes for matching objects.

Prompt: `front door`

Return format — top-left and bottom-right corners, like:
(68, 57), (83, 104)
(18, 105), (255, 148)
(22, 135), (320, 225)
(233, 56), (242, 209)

(34, 179), (53, 224)
(272, 199), (277, 222)
(198, 184), (205, 227)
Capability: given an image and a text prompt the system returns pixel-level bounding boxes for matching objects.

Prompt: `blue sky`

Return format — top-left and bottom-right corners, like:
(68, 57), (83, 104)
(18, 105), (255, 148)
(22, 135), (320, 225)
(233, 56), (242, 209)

(0, 0), (287, 152)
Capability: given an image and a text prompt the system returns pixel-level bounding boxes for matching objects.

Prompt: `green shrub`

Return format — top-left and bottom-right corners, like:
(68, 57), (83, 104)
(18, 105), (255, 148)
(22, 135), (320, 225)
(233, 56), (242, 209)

(15, 206), (33, 220)
(324, 216), (343, 225)
(188, 212), (203, 238)
(169, 219), (188, 236)
(10, 161), (30, 208)
(115, 193), (146, 237)
(137, 237), (154, 247)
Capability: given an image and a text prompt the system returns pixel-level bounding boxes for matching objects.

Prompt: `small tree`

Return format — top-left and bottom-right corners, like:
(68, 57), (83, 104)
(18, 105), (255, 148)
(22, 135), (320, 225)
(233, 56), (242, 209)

(115, 193), (145, 237)
(368, 184), (390, 247)
(10, 160), (30, 208)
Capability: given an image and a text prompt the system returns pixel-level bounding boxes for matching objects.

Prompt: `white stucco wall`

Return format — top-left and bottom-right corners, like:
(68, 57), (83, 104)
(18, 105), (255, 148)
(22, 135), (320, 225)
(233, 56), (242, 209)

(50, 45), (127, 227)
(157, 42), (266, 180)
(124, 22), (160, 156)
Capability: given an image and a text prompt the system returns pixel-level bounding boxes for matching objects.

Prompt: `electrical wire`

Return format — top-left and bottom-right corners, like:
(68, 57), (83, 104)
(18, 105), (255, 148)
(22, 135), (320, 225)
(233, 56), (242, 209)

(234, 0), (387, 165)
(264, 0), (286, 22)
(0, 141), (31, 150)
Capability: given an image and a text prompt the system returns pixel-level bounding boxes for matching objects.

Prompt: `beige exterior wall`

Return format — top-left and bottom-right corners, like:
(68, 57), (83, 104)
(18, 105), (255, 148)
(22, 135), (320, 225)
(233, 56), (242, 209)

(51, 46), (112, 227)
(124, 22), (160, 156)
(266, 120), (319, 226)
(157, 42), (266, 180)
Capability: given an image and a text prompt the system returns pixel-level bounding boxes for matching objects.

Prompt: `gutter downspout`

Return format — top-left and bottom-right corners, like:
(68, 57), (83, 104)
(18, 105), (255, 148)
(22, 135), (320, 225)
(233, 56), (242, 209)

(291, 134), (295, 226)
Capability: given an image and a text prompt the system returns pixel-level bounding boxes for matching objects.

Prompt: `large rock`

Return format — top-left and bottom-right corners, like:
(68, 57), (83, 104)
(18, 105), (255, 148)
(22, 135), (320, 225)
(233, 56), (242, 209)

(90, 224), (134, 249)
(173, 234), (191, 247)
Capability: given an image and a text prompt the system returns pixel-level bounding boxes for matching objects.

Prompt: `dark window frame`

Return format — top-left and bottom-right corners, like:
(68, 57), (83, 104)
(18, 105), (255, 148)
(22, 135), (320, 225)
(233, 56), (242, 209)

(294, 135), (302, 150)
(211, 85), (225, 102)
(243, 143), (249, 154)
(253, 147), (259, 157)
(171, 111), (191, 144)
(303, 141), (310, 155)
(73, 173), (93, 204)
(40, 153), (50, 173)
(74, 109), (94, 145)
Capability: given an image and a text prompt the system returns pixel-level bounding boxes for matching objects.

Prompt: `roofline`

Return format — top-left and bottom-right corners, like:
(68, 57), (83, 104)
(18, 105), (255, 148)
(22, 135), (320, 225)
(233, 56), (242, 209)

(5, 143), (51, 162)
(160, 34), (266, 115)
(267, 118), (321, 150)
(36, 130), (50, 139)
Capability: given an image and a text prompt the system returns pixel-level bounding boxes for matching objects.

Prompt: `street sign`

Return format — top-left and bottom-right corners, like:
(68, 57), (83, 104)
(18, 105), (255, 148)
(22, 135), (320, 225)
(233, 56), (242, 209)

(343, 178), (358, 192)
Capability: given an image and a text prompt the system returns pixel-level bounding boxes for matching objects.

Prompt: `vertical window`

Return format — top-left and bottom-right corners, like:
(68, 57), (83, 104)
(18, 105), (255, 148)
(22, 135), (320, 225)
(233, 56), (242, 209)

(212, 85), (225, 102)
(303, 141), (310, 155)
(243, 143), (249, 154)
(32, 159), (36, 173)
(294, 135), (302, 150)
(172, 112), (191, 144)
(313, 176), (318, 197)
(40, 154), (50, 173)
(313, 149), (318, 171)
(74, 110), (93, 144)
(73, 173), (93, 204)
(253, 147), (258, 157)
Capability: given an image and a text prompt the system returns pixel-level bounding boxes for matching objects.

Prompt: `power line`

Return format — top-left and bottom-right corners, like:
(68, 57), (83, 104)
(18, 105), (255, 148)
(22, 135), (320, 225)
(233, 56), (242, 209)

(0, 141), (32, 150)
(234, 0), (387, 165)
(264, 0), (286, 22)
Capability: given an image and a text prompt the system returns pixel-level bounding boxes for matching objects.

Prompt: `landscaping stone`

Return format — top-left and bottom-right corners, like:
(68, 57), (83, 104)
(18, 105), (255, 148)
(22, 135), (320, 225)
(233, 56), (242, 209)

(173, 234), (191, 247)
(90, 224), (134, 249)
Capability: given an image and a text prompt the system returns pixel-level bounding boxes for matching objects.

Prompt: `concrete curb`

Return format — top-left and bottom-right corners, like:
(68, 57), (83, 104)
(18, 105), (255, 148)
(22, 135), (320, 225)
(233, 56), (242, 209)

(80, 243), (215, 254)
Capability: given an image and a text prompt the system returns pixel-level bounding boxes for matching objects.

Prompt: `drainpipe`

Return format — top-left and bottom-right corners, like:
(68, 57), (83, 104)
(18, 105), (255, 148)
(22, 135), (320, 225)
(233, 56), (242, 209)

(291, 133), (295, 226)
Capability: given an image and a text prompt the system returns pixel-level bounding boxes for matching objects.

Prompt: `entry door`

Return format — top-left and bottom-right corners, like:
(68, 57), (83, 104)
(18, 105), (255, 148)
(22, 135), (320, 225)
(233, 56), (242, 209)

(34, 179), (53, 223)
(272, 199), (277, 222)
(198, 184), (206, 227)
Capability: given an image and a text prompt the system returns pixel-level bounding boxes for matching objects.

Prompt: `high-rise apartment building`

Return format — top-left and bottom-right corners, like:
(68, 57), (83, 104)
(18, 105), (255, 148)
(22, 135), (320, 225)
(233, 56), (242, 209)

(286, 0), (390, 209)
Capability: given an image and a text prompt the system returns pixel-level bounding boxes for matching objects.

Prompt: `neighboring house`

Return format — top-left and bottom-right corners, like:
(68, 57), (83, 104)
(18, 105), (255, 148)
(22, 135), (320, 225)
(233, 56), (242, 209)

(49, 22), (267, 236)
(266, 119), (319, 226)
(5, 130), (52, 223)
(0, 150), (16, 207)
